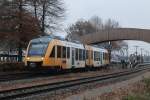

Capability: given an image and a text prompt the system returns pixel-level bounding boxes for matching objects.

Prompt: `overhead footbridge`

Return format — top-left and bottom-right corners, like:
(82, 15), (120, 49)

(79, 28), (150, 44)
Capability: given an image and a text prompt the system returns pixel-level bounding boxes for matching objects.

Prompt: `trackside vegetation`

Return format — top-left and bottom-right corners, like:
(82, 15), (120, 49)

(123, 78), (150, 100)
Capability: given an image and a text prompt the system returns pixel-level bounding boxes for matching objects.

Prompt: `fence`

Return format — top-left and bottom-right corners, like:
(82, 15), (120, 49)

(0, 54), (24, 62)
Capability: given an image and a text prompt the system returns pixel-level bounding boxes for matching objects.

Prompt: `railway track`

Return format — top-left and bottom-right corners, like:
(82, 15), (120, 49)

(0, 65), (149, 100)
(0, 64), (121, 82)
(0, 71), (43, 82)
(0, 70), (67, 82)
(1, 63), (148, 82)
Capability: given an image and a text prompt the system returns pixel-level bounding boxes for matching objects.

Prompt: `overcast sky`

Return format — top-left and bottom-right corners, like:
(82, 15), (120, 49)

(64, 0), (150, 29)
(63, 0), (150, 54)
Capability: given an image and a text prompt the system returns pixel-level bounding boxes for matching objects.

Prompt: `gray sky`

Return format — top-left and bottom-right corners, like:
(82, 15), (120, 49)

(63, 0), (150, 54)
(64, 0), (150, 29)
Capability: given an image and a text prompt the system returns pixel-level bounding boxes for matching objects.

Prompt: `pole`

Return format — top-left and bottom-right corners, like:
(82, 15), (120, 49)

(134, 45), (139, 64)
(140, 48), (143, 63)
(18, 0), (23, 62)
(134, 46), (138, 56)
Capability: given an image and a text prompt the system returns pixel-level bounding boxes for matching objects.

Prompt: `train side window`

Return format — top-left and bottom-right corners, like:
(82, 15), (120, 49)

(94, 51), (99, 61)
(67, 47), (70, 58)
(50, 46), (55, 57)
(62, 46), (66, 58)
(100, 52), (102, 61)
(79, 49), (82, 60)
(98, 52), (100, 61)
(83, 50), (85, 60)
(105, 53), (107, 60)
(94, 51), (96, 61)
(96, 52), (99, 61)
(57, 46), (61, 58)
(76, 48), (78, 60)
(103, 52), (105, 60)
(99, 52), (101, 61)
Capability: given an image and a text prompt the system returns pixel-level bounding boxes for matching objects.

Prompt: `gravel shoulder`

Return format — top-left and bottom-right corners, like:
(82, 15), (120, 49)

(64, 70), (150, 100)
(0, 67), (124, 91)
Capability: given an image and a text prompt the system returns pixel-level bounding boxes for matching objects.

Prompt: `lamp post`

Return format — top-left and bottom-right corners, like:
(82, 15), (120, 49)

(122, 46), (128, 62)
(134, 46), (139, 62)
(134, 46), (139, 56)
(140, 48), (143, 63)
(146, 50), (150, 62)
(148, 51), (150, 62)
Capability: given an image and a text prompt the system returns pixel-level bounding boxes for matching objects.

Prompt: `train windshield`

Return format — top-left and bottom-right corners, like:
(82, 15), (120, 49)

(28, 43), (48, 56)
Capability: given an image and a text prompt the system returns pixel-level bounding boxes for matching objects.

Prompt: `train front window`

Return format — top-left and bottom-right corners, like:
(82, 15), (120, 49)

(28, 43), (48, 56)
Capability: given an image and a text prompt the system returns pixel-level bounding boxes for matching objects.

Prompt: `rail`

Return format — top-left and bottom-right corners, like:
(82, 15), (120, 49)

(0, 65), (149, 100)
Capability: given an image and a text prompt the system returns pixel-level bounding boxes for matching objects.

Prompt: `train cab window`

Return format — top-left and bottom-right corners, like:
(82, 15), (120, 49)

(76, 48), (79, 60)
(57, 46), (61, 58)
(50, 46), (55, 57)
(67, 47), (70, 58)
(62, 46), (66, 58)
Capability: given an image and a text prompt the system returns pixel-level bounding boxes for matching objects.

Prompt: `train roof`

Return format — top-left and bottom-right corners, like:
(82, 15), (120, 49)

(55, 39), (84, 49)
(91, 46), (108, 53)
(30, 36), (108, 52)
(31, 36), (52, 43)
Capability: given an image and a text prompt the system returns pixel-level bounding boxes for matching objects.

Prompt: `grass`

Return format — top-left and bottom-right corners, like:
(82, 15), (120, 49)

(123, 78), (150, 100)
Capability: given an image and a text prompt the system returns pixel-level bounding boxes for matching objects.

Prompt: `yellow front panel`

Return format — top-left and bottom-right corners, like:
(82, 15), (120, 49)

(26, 56), (43, 62)
(42, 39), (68, 69)
(43, 57), (55, 67)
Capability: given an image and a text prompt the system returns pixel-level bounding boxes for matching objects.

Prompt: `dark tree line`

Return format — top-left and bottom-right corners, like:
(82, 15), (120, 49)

(0, 0), (65, 49)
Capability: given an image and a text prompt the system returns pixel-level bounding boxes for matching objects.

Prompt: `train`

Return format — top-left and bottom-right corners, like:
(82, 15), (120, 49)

(24, 36), (109, 69)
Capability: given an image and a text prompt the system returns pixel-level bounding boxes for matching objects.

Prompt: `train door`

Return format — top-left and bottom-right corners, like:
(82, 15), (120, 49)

(62, 46), (67, 69)
(86, 50), (90, 66)
(90, 51), (93, 67)
(100, 52), (103, 65)
(71, 48), (75, 68)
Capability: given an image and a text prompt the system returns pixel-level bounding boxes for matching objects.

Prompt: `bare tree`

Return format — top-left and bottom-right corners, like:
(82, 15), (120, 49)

(89, 16), (104, 31)
(27, 0), (65, 34)
(66, 17), (127, 60)
(66, 19), (96, 41)
(0, 0), (65, 61)
(0, 0), (40, 58)
(104, 18), (120, 29)
(0, 0), (65, 62)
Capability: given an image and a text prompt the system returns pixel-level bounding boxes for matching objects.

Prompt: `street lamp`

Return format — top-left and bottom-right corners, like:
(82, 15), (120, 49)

(140, 48), (144, 63)
(134, 46), (139, 56)
(134, 45), (139, 62)
(122, 46), (129, 62)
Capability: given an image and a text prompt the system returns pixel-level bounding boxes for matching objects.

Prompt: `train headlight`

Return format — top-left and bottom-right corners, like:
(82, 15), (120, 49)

(27, 57), (30, 60)
(41, 57), (44, 60)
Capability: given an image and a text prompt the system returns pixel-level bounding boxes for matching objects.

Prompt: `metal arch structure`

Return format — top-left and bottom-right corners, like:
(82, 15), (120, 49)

(79, 28), (150, 44)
